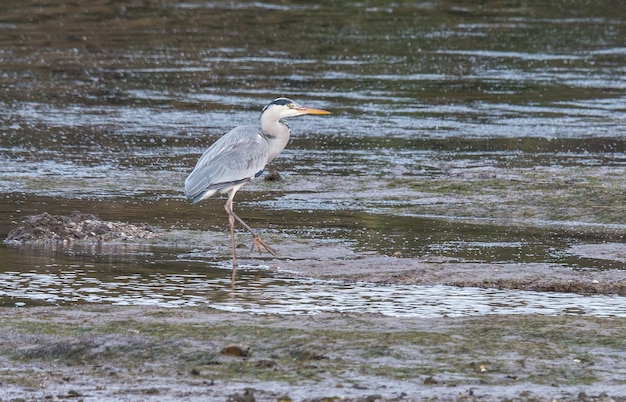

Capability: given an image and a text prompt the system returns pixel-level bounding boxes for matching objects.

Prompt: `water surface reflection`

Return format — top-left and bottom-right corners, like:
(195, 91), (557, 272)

(1, 262), (624, 318)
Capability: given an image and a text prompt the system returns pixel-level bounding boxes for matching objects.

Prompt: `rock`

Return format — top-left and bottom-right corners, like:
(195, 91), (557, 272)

(4, 211), (158, 245)
(221, 344), (250, 357)
(264, 169), (282, 182)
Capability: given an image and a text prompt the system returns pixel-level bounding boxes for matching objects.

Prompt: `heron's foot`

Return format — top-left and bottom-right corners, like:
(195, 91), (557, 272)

(251, 235), (275, 256)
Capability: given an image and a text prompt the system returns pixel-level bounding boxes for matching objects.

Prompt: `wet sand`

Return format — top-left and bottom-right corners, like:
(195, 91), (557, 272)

(2, 305), (626, 401)
(260, 231), (626, 296)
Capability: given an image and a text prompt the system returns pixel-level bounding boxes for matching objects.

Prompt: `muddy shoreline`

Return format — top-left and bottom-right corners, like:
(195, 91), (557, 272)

(2, 216), (626, 400)
(1, 306), (625, 401)
(271, 247), (626, 297)
(5, 212), (626, 299)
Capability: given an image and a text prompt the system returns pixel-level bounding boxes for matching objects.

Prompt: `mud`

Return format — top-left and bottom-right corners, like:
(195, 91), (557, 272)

(2, 306), (626, 402)
(278, 254), (626, 297)
(4, 212), (157, 245)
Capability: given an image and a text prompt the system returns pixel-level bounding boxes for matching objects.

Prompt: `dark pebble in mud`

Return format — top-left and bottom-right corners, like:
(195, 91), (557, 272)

(221, 344), (250, 357)
(263, 169), (282, 182)
(4, 212), (157, 245)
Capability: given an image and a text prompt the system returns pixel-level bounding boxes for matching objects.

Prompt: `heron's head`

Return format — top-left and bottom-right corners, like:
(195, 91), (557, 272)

(261, 97), (330, 120)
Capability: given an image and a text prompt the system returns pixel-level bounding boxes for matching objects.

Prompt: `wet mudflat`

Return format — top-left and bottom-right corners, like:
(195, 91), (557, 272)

(2, 306), (626, 402)
(0, 0), (625, 400)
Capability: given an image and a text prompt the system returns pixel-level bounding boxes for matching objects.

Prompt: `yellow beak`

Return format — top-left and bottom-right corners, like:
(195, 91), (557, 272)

(296, 107), (331, 115)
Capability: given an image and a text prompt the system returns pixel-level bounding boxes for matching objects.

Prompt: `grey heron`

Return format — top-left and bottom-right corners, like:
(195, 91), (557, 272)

(185, 97), (330, 278)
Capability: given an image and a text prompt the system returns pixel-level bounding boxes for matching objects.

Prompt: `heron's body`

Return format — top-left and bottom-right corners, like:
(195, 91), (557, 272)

(185, 125), (269, 203)
(184, 98), (330, 279)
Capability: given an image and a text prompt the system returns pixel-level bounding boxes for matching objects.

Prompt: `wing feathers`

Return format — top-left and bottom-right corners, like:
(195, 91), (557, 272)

(185, 126), (269, 203)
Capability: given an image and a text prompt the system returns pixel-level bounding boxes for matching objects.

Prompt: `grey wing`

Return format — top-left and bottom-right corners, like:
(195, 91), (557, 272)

(185, 125), (270, 203)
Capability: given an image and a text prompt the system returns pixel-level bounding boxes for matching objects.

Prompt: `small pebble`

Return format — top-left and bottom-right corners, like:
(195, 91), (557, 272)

(221, 344), (250, 357)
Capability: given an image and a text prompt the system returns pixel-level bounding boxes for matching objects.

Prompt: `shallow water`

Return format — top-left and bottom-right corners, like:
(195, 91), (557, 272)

(1, 244), (625, 318)
(0, 0), (624, 315)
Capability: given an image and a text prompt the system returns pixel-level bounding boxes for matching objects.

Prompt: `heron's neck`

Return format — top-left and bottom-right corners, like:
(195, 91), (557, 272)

(261, 118), (291, 162)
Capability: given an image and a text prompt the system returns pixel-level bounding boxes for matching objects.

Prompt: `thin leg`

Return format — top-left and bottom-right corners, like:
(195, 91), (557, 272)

(224, 188), (275, 269)
(228, 213), (238, 268)
(229, 209), (275, 255)
(228, 212), (237, 283)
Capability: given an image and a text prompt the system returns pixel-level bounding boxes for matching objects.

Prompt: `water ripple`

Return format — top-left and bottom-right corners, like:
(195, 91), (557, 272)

(1, 269), (624, 318)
